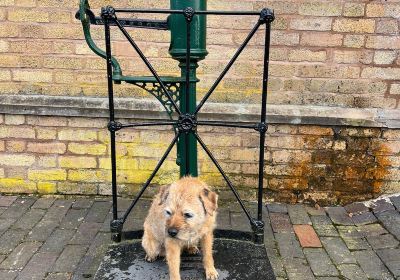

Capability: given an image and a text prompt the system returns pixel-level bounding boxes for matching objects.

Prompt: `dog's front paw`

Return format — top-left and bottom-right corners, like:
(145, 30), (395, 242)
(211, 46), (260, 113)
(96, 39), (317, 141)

(205, 267), (219, 280)
(145, 254), (157, 262)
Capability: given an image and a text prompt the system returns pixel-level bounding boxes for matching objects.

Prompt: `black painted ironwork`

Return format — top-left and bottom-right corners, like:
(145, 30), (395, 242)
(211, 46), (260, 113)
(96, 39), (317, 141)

(97, 5), (274, 244)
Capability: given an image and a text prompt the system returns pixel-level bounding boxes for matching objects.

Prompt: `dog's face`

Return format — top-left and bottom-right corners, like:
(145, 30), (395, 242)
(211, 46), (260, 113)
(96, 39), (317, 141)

(159, 177), (218, 242)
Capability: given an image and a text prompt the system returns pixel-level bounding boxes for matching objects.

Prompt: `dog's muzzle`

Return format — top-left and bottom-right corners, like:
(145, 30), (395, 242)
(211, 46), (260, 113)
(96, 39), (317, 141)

(168, 228), (178, 238)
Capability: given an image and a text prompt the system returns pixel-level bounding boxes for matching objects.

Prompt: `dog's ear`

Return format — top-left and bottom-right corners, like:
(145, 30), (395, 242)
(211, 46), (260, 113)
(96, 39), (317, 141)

(158, 185), (170, 205)
(199, 188), (218, 216)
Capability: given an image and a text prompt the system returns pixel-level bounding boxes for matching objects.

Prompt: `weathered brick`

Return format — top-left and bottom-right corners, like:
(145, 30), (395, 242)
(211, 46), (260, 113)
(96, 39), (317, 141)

(4, 114), (25, 125)
(6, 140), (26, 152)
(376, 19), (399, 34)
(288, 49), (327, 62)
(28, 169), (67, 181)
(13, 70), (53, 82)
(8, 9), (49, 22)
(362, 67), (400, 80)
(43, 57), (84, 69)
(271, 31), (300, 46)
(301, 33), (342, 47)
(343, 34), (365, 48)
(333, 50), (373, 64)
(343, 3), (365, 17)
(299, 2), (342, 16)
(58, 129), (97, 141)
(390, 84), (400, 95)
(333, 19), (375, 33)
(59, 156), (97, 169)
(366, 3), (384, 17)
(290, 18), (332, 31)
(38, 181), (57, 194)
(0, 126), (35, 138)
(0, 69), (11, 81)
(0, 153), (35, 166)
(27, 142), (66, 154)
(68, 169), (110, 182)
(374, 51), (397, 65)
(68, 143), (106, 155)
(366, 36), (400, 49)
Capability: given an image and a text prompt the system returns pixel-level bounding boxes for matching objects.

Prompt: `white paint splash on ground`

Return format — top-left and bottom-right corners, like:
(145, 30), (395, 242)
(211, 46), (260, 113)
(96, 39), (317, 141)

(362, 193), (399, 208)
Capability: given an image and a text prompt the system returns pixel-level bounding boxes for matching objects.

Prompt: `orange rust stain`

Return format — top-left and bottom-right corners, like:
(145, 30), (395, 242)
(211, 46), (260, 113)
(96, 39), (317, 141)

(371, 143), (391, 193)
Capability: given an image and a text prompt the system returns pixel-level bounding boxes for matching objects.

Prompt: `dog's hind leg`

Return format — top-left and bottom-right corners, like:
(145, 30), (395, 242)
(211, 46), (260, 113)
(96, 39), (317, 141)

(142, 228), (161, 262)
(185, 245), (200, 255)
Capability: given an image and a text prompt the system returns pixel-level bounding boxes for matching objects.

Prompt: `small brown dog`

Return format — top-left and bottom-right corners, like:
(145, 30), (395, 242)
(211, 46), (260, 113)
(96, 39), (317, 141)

(142, 176), (219, 280)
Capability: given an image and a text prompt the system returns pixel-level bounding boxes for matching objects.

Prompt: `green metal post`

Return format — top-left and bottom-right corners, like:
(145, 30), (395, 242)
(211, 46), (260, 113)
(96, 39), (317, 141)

(169, 0), (207, 177)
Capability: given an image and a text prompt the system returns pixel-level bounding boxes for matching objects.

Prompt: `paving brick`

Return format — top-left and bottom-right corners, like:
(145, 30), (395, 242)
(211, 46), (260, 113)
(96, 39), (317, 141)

(314, 225), (339, 237)
(18, 252), (58, 280)
(294, 225), (322, 248)
(84, 201), (111, 223)
(284, 258), (316, 280)
(69, 222), (102, 245)
(0, 218), (16, 235)
(276, 232), (304, 260)
(59, 208), (87, 230)
(45, 200), (72, 222)
(0, 229), (28, 254)
(338, 264), (368, 280)
(351, 212), (377, 225)
(266, 203), (288, 213)
(390, 196), (400, 211)
(266, 247), (286, 278)
(0, 195), (17, 207)
(325, 207), (353, 225)
(12, 208), (45, 230)
(344, 202), (369, 214)
(367, 234), (399, 249)
(342, 237), (370, 251)
(216, 209), (232, 230)
(375, 210), (400, 239)
(72, 232), (111, 280)
(45, 273), (71, 280)
(26, 219), (59, 242)
(72, 199), (94, 209)
(270, 212), (293, 233)
(371, 199), (395, 214)
(320, 237), (356, 265)
(377, 249), (400, 277)
(357, 223), (388, 237)
(31, 197), (56, 209)
(52, 245), (88, 273)
(40, 229), (75, 254)
(305, 206), (326, 216)
(311, 215), (332, 226)
(0, 207), (6, 215)
(230, 212), (252, 232)
(304, 248), (339, 277)
(353, 250), (394, 280)
(0, 197), (36, 219)
(0, 270), (18, 280)
(288, 205), (311, 225)
(0, 242), (41, 270)
(337, 226), (363, 239)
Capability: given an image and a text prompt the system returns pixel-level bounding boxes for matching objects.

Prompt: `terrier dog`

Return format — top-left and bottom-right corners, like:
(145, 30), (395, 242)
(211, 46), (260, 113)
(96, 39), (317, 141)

(142, 177), (219, 280)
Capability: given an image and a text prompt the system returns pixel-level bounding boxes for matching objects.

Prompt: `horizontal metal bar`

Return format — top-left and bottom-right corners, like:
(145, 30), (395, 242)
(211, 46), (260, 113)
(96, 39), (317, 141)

(113, 8), (261, 16)
(121, 120), (177, 128)
(197, 120), (257, 129)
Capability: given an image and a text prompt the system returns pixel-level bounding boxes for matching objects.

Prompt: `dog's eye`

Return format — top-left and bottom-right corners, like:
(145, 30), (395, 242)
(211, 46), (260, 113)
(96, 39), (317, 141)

(184, 213), (193, 219)
(165, 210), (172, 216)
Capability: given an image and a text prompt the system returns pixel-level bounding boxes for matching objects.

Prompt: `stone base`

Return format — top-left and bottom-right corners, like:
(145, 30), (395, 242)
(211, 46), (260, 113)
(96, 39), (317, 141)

(95, 235), (275, 280)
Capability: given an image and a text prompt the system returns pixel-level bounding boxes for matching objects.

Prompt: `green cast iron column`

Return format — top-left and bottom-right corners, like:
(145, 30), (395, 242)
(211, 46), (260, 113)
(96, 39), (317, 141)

(169, 0), (208, 177)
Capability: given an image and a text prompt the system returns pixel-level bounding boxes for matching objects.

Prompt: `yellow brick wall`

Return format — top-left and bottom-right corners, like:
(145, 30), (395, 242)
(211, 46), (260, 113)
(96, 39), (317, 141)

(0, 114), (399, 205)
(0, 0), (399, 107)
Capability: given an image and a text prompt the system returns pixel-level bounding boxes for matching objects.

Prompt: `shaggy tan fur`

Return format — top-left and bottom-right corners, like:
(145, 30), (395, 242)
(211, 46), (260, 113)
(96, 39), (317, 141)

(142, 176), (219, 280)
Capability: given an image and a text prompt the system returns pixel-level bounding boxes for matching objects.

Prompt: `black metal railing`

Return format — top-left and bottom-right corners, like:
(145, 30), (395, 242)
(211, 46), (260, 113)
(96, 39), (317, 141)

(99, 6), (274, 244)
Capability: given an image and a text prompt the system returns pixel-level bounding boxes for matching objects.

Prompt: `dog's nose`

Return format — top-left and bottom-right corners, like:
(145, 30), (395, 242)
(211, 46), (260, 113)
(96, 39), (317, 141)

(168, 228), (178, 237)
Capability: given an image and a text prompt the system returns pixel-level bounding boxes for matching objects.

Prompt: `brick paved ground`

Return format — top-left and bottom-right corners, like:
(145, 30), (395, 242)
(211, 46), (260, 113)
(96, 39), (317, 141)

(0, 194), (399, 280)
